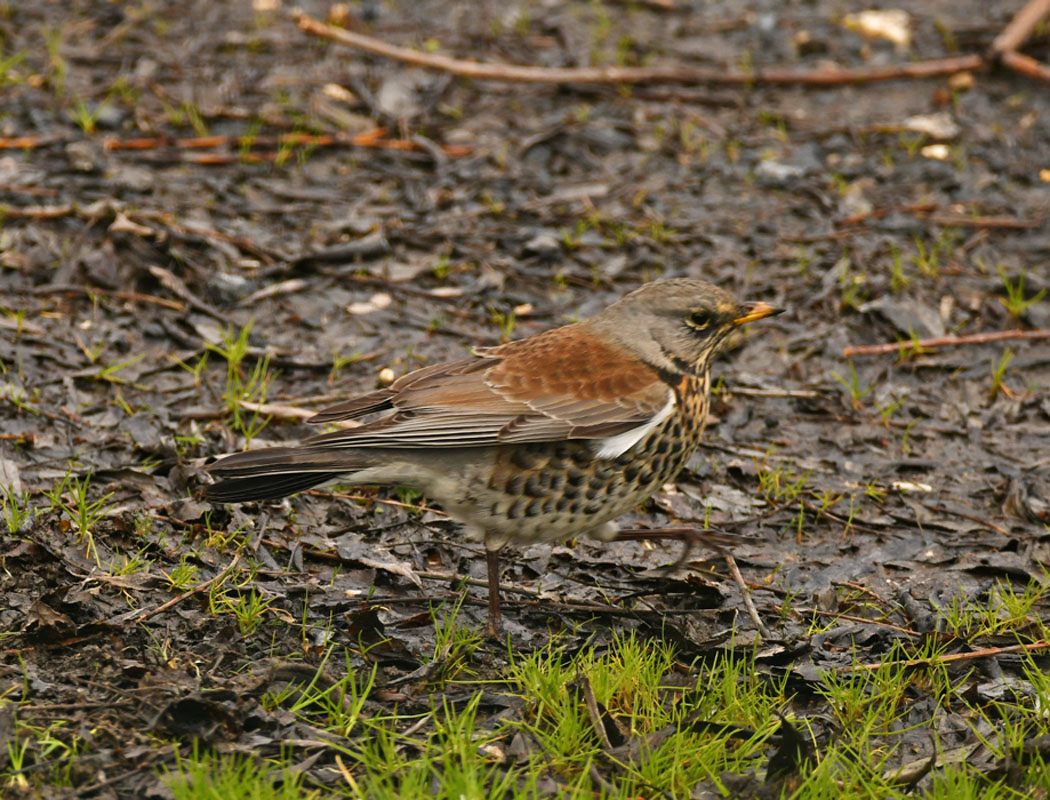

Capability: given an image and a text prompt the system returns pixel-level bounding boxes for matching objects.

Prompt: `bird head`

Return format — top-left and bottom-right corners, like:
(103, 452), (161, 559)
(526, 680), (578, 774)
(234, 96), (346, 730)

(585, 278), (781, 376)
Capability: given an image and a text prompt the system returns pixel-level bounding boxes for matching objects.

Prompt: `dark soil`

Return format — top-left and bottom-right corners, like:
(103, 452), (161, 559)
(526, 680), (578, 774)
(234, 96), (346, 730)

(2, 0), (1049, 796)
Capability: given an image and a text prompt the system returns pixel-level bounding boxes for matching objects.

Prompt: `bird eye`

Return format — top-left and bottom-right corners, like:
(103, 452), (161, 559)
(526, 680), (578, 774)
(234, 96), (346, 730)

(687, 310), (713, 330)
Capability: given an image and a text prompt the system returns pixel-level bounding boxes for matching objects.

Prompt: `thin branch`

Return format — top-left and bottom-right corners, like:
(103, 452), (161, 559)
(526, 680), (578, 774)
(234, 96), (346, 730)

(726, 553), (771, 638)
(118, 553), (241, 625)
(989, 0), (1050, 56)
(104, 128), (470, 157)
(843, 329), (1050, 357)
(0, 136), (59, 149)
(1, 130), (469, 157)
(986, 0), (1050, 82)
(927, 213), (1045, 229)
(296, 13), (983, 86)
(837, 204), (1044, 230)
(844, 640), (1050, 672)
(920, 501), (1011, 537)
(237, 401), (317, 422)
(837, 202), (939, 227)
(26, 283), (187, 312)
(0, 203), (74, 219)
(794, 607), (918, 636)
(1000, 49), (1050, 83)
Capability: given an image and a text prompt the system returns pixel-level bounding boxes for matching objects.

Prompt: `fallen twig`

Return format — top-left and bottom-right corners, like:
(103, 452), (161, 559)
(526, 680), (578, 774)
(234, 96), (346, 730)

(844, 639), (1050, 672)
(921, 501), (1011, 537)
(726, 553), (771, 638)
(794, 607), (918, 637)
(324, 489), (438, 515)
(117, 553), (241, 625)
(1, 201), (279, 264)
(836, 204), (1043, 231)
(26, 283), (187, 312)
(781, 229), (861, 243)
(0, 136), (59, 149)
(236, 278), (308, 306)
(728, 386), (820, 399)
(989, 0), (1050, 57)
(296, 12), (983, 86)
(1000, 50), (1050, 83)
(989, 0), (1050, 83)
(237, 401), (319, 422)
(147, 265), (227, 322)
(844, 329), (1050, 357)
(103, 128), (470, 158)
(299, 4), (1050, 87)
(131, 210), (280, 262)
(1, 129), (469, 159)
(0, 203), (74, 219)
(836, 202), (939, 227)
(0, 183), (60, 197)
(927, 213), (1044, 229)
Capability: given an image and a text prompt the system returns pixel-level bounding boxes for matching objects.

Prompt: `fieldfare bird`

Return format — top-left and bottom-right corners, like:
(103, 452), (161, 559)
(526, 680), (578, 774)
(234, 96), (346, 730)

(205, 279), (780, 632)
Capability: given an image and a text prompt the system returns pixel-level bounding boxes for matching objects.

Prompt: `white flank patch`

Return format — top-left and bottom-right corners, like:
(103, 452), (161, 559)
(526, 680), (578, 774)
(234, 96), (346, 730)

(594, 392), (675, 459)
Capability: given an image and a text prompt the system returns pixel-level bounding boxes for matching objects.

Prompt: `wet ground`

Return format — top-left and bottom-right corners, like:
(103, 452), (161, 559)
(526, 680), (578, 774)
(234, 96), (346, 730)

(2, 0), (1049, 796)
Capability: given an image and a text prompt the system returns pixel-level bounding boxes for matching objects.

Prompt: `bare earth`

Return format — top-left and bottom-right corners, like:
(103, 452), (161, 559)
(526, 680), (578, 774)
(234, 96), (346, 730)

(1, 0), (1049, 796)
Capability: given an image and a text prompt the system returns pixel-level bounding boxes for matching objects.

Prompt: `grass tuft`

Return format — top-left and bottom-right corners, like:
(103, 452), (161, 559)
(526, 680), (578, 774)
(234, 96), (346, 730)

(165, 744), (316, 800)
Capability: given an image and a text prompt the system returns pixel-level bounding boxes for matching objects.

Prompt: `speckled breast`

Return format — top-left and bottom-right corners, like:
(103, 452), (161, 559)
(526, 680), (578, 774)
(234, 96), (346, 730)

(470, 372), (711, 546)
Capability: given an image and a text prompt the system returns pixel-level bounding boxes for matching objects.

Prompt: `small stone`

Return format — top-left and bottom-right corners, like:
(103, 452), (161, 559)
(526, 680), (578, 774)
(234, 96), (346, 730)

(903, 112), (959, 140)
(841, 9), (911, 49)
(347, 292), (392, 316)
(920, 144), (950, 161)
(755, 160), (806, 188)
(523, 231), (561, 256)
(65, 141), (101, 172)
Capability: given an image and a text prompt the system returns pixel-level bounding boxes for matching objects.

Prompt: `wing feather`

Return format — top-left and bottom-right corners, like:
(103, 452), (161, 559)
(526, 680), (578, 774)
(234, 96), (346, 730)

(304, 325), (671, 450)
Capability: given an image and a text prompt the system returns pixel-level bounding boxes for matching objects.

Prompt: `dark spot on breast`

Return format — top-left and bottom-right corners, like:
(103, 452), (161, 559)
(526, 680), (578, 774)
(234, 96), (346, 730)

(524, 475), (545, 497)
(511, 449), (542, 470)
(554, 443), (574, 460)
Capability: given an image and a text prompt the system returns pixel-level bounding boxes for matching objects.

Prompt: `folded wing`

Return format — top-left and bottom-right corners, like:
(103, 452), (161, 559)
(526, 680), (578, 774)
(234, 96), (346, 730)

(305, 325), (671, 451)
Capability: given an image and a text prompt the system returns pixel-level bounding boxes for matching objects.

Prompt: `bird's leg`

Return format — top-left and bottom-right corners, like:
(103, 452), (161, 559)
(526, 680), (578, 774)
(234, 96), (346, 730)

(485, 547), (502, 637)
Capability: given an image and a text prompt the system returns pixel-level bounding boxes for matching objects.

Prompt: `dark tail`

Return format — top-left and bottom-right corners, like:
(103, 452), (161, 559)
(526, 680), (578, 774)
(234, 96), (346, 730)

(204, 446), (369, 503)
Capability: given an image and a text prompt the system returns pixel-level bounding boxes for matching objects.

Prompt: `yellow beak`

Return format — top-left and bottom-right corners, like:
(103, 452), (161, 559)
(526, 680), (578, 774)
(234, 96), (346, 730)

(732, 301), (782, 326)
